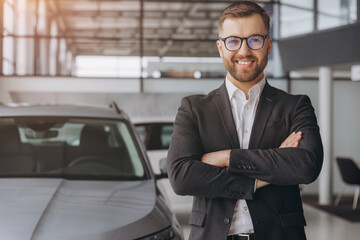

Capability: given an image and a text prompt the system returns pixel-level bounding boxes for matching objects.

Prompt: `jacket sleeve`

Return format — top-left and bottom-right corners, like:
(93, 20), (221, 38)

(228, 95), (323, 185)
(167, 97), (256, 200)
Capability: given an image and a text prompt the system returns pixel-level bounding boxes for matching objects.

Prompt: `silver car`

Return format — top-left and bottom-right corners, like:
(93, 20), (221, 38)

(0, 103), (183, 240)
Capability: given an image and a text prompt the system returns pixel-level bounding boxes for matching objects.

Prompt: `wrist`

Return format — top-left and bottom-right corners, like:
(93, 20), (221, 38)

(223, 150), (231, 167)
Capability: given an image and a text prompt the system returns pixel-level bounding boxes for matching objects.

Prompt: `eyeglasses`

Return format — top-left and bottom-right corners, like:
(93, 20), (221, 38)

(218, 34), (269, 51)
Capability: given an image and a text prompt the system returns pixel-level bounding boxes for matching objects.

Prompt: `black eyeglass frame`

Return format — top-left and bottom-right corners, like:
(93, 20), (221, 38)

(218, 34), (269, 51)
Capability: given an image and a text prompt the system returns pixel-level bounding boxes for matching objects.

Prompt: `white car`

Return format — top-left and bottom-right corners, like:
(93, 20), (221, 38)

(133, 118), (193, 215)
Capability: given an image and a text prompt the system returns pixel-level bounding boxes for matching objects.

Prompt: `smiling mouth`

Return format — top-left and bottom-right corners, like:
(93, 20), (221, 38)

(235, 60), (254, 67)
(237, 61), (252, 65)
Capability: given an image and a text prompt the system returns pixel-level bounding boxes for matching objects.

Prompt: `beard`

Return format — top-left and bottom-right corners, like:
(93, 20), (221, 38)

(225, 55), (268, 83)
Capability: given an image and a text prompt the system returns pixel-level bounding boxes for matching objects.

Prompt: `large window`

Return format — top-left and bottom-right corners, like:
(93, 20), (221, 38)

(280, 0), (357, 38)
(1, 0), (225, 78)
(0, 0), (358, 77)
(318, 0), (357, 30)
(280, 1), (314, 38)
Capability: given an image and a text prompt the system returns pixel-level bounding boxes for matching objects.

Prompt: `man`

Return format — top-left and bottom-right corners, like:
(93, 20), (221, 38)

(167, 1), (323, 240)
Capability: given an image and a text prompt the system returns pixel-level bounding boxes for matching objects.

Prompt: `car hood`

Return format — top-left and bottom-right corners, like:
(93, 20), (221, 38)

(0, 178), (171, 240)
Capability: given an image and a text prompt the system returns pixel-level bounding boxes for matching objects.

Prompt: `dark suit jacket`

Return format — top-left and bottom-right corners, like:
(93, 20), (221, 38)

(167, 81), (323, 240)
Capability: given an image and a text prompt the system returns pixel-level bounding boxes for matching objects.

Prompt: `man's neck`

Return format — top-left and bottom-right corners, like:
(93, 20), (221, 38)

(227, 73), (264, 100)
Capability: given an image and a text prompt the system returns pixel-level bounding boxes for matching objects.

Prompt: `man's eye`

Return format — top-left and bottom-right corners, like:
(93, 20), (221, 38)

(226, 39), (240, 45)
(250, 39), (261, 44)
(249, 36), (262, 43)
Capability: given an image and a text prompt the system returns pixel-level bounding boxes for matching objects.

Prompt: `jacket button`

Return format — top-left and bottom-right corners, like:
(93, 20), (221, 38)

(224, 218), (230, 225)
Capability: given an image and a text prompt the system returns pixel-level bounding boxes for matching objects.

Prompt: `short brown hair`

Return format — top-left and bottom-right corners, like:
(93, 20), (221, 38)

(218, 1), (270, 33)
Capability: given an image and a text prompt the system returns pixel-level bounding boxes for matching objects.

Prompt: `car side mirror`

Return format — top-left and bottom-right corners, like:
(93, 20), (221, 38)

(155, 157), (168, 180)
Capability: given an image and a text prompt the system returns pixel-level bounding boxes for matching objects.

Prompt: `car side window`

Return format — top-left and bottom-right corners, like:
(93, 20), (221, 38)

(135, 123), (174, 150)
(160, 125), (173, 149)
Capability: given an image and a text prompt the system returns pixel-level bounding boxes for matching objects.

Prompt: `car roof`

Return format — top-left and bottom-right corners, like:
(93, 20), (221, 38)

(131, 116), (174, 124)
(0, 103), (129, 120)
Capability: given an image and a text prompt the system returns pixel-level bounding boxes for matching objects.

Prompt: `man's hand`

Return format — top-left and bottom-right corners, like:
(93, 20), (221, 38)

(279, 131), (302, 148)
(256, 131), (302, 189)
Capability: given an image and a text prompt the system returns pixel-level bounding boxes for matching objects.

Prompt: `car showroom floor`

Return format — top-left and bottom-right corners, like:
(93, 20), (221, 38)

(177, 203), (360, 239)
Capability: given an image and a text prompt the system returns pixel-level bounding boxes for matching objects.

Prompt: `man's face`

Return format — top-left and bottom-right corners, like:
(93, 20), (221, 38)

(217, 14), (272, 85)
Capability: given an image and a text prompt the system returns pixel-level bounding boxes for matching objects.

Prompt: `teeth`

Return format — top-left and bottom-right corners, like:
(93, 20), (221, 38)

(238, 61), (252, 65)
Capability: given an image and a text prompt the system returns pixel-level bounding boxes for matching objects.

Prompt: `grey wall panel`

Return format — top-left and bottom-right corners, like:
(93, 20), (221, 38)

(278, 23), (360, 71)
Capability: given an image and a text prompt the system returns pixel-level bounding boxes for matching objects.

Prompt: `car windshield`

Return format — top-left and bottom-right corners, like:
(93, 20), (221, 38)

(0, 117), (147, 181)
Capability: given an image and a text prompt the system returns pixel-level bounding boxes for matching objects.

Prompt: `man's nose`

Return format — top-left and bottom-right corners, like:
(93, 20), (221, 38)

(237, 40), (252, 56)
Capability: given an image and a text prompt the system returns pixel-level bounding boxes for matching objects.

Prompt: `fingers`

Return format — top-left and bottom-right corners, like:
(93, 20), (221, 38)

(280, 131), (302, 148)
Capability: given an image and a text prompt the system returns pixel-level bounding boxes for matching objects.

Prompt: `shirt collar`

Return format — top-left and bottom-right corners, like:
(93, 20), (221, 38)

(225, 76), (266, 101)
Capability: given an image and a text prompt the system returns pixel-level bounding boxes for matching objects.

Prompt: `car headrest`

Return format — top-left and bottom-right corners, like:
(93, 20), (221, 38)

(79, 125), (108, 156)
(0, 125), (22, 153)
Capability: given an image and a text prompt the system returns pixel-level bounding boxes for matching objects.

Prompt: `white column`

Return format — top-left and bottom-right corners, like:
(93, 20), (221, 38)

(318, 66), (333, 205)
(0, 0), (4, 75)
(272, 1), (284, 79)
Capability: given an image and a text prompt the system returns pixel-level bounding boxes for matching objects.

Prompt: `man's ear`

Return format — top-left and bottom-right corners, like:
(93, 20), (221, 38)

(216, 40), (223, 58)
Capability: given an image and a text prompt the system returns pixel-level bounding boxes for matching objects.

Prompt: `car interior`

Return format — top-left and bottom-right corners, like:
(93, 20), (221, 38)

(0, 117), (145, 180)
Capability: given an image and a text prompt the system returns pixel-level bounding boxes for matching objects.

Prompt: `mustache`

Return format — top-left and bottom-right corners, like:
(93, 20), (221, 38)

(232, 55), (257, 61)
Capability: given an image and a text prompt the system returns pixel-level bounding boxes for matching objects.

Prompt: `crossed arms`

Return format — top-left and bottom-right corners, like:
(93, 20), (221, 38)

(167, 95), (323, 200)
(201, 131), (302, 189)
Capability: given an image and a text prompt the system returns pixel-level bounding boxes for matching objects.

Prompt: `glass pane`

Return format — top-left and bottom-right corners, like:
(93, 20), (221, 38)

(15, 38), (35, 75)
(116, 122), (144, 177)
(280, 5), (314, 38)
(0, 117), (146, 180)
(318, 0), (357, 30)
(318, 14), (345, 29)
(161, 125), (174, 149)
(16, 0), (35, 35)
(2, 60), (14, 75)
(3, 37), (14, 62)
(350, 0), (357, 21)
(3, 1), (14, 34)
(281, 0), (313, 9)
(134, 123), (173, 150)
(135, 125), (146, 143)
(75, 56), (141, 78)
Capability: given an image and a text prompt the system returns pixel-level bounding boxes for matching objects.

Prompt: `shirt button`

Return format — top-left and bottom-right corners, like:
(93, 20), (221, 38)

(224, 218), (230, 225)
(244, 206), (248, 211)
(244, 130), (248, 134)
(245, 105), (249, 110)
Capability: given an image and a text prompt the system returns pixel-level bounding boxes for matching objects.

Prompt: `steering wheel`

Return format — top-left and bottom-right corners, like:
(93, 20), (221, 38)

(68, 156), (104, 167)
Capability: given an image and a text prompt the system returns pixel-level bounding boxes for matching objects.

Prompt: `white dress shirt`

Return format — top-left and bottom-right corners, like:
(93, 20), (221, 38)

(226, 76), (266, 235)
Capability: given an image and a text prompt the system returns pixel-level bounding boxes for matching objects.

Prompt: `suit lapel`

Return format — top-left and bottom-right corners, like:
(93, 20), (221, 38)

(213, 83), (240, 149)
(248, 82), (277, 149)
